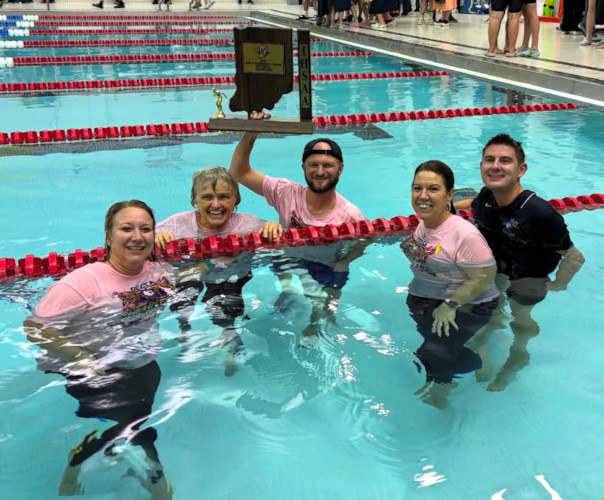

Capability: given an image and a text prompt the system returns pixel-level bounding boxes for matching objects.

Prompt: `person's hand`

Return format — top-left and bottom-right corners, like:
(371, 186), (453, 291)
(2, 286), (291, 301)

(259, 221), (283, 240)
(432, 302), (458, 337)
(155, 231), (175, 250)
(249, 110), (271, 120)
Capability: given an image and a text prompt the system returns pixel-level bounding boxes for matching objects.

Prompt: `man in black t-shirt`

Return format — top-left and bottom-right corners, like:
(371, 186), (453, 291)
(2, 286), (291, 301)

(457, 134), (584, 391)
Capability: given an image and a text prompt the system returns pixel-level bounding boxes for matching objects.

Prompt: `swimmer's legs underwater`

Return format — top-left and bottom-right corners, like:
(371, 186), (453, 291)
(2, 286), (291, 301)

(59, 362), (172, 498)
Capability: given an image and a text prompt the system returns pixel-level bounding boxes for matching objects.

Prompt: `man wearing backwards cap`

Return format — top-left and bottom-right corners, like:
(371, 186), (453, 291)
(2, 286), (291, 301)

(230, 111), (368, 345)
(229, 117), (363, 229)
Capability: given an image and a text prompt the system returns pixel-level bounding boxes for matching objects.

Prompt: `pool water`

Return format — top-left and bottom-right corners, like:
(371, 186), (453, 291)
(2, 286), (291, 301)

(1, 16), (604, 500)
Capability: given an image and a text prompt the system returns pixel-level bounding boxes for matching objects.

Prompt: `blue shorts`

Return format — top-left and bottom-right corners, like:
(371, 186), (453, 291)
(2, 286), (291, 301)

(273, 258), (349, 290)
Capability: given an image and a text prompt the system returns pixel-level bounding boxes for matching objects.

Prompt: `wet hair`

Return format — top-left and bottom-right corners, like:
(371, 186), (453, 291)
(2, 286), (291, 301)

(190, 166), (241, 208)
(104, 200), (156, 260)
(482, 134), (526, 165)
(413, 160), (456, 214)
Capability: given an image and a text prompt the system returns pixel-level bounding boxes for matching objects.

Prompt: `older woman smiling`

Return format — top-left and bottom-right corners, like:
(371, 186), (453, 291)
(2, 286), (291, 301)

(155, 167), (282, 374)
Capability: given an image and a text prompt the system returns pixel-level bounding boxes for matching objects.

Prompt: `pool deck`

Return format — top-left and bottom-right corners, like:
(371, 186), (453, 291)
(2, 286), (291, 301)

(2, 1), (603, 109)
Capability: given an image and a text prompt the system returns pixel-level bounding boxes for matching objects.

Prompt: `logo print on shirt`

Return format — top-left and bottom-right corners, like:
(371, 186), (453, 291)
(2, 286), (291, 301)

(115, 275), (174, 317)
(501, 218), (522, 240)
(400, 235), (441, 274)
(289, 210), (308, 229)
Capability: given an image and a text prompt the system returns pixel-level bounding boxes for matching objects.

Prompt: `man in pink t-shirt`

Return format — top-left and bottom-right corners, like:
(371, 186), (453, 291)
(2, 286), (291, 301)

(229, 121), (369, 344)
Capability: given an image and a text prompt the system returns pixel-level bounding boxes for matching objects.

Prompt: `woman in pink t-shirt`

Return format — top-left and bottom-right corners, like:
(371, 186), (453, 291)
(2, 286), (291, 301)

(400, 161), (499, 409)
(25, 200), (174, 498)
(155, 167), (282, 375)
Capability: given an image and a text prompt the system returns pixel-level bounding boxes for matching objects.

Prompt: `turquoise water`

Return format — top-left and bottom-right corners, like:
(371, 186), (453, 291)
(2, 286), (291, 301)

(1, 18), (604, 500)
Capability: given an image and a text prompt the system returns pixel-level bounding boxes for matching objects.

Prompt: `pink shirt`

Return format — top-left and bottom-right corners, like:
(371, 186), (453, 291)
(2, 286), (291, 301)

(262, 176), (364, 229)
(31, 261), (176, 371)
(156, 211), (266, 239)
(156, 211), (266, 283)
(400, 215), (499, 303)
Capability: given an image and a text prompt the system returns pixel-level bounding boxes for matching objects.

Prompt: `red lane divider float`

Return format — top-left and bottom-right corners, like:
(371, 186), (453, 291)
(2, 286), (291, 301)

(36, 15), (244, 20)
(312, 102), (580, 126)
(30, 20), (258, 27)
(10, 51), (372, 67)
(2, 197), (602, 280)
(24, 28), (240, 36)
(0, 71), (449, 95)
(0, 103), (579, 145)
(21, 37), (324, 48)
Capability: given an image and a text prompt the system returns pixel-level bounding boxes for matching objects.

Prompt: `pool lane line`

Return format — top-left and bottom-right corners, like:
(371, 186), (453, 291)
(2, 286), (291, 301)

(2, 195), (602, 280)
(7, 28), (243, 36)
(23, 20), (259, 27)
(0, 103), (580, 146)
(12, 37), (324, 48)
(0, 71), (449, 95)
(8, 51), (372, 67)
(35, 15), (245, 20)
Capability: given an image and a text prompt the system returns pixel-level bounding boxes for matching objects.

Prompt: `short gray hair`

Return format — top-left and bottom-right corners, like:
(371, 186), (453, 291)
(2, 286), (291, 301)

(190, 167), (241, 208)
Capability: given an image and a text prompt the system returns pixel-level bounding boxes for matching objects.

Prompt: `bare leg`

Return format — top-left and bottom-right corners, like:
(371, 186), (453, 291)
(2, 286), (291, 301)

(415, 380), (459, 409)
(583, 0), (596, 43)
(488, 11), (505, 53)
(506, 12), (522, 53)
(487, 300), (540, 391)
(520, 4), (531, 49)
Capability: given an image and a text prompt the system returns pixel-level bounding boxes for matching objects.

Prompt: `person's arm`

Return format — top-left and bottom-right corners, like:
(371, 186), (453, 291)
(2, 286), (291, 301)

(333, 239), (373, 272)
(547, 245), (585, 291)
(229, 110), (272, 195)
(453, 198), (474, 210)
(24, 319), (101, 371)
(432, 264), (497, 337)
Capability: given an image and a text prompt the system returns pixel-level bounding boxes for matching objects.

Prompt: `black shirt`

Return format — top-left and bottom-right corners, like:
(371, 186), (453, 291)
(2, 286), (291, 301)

(471, 188), (572, 279)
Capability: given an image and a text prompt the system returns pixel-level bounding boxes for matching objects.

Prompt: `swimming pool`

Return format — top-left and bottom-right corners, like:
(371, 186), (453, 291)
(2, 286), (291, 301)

(1, 15), (604, 500)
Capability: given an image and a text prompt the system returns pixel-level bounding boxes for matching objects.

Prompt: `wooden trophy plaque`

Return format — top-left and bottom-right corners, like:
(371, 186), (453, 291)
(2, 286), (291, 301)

(208, 27), (313, 134)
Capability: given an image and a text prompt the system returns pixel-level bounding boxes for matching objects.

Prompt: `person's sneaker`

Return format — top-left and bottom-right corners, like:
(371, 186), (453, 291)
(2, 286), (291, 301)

(114, 1), (124, 6)
(417, 15), (425, 24)
(524, 49), (540, 57)
(297, 14), (309, 19)
(592, 33), (601, 41)
(504, 50), (519, 56)
(425, 16), (434, 24)
(579, 37), (592, 46)
(374, 23), (387, 30)
(435, 19), (449, 27)
(449, 14), (458, 22)
(92, 1), (103, 6)
(577, 23), (587, 36)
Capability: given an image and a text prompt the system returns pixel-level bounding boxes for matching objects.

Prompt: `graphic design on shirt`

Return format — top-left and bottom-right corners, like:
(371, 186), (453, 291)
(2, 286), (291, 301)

(400, 235), (441, 275)
(114, 275), (174, 326)
(290, 210), (308, 229)
(501, 217), (527, 242)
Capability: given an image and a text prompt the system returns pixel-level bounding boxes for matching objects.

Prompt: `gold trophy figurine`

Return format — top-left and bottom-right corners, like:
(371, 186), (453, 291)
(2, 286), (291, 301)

(212, 87), (228, 118)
